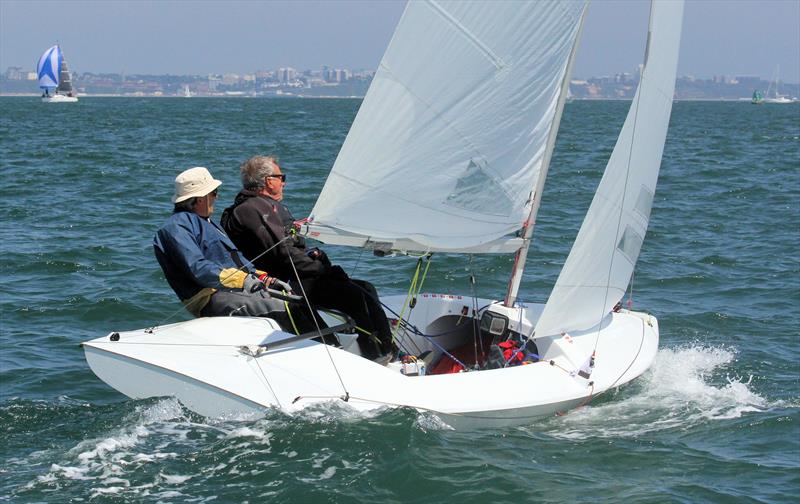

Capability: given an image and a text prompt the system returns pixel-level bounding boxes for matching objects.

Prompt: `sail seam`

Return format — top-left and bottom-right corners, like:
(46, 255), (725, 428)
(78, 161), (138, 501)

(425, 0), (505, 70)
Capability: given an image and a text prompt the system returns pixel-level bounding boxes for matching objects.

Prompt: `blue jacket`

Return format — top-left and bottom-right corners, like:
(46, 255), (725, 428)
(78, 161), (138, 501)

(153, 210), (255, 301)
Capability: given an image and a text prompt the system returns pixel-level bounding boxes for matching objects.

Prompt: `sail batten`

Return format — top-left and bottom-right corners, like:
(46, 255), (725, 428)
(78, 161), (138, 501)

(308, 1), (588, 253)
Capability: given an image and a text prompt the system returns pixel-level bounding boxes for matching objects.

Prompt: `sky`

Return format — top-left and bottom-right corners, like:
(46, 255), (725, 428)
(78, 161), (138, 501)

(1, 0), (798, 82)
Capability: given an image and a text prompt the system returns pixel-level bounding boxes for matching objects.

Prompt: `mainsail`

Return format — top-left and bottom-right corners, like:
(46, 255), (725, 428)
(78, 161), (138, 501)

(57, 58), (75, 95)
(37, 45), (62, 89)
(534, 0), (684, 338)
(308, 1), (587, 253)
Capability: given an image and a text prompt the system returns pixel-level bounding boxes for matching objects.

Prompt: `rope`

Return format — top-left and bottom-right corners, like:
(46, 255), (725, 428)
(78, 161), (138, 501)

(248, 347), (283, 409)
(285, 243), (350, 399)
(390, 255), (432, 356)
(284, 300), (300, 335)
(322, 310), (374, 337)
(392, 257), (424, 342)
(469, 254), (486, 366)
(349, 243), (367, 278)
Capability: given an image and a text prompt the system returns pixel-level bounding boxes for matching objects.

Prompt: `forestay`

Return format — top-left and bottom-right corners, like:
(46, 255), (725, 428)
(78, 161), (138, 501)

(308, 1), (587, 253)
(37, 45), (61, 89)
(534, 0), (684, 338)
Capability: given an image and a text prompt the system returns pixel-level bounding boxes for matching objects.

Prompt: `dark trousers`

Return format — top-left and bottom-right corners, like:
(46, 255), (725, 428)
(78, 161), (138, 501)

(293, 276), (393, 358)
(201, 289), (318, 334)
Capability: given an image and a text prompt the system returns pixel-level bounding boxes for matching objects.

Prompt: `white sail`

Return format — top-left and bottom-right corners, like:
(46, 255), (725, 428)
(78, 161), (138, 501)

(308, 1), (587, 253)
(37, 45), (61, 89)
(534, 0), (684, 338)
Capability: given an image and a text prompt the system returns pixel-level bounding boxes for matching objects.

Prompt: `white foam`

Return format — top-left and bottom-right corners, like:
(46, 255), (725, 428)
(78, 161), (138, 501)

(298, 464), (338, 483)
(90, 486), (126, 497)
(49, 464), (91, 480)
(22, 398), (191, 495)
(319, 466), (337, 480)
(225, 427), (272, 442)
(414, 411), (455, 431)
(290, 399), (391, 422)
(160, 473), (191, 484)
(545, 344), (770, 438)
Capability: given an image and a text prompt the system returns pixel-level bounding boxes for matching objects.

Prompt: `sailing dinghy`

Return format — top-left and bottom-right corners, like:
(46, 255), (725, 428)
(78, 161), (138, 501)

(37, 45), (78, 103)
(83, 0), (684, 427)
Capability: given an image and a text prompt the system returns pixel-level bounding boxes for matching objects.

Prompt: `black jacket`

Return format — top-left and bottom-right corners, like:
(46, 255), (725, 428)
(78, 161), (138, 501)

(220, 190), (329, 280)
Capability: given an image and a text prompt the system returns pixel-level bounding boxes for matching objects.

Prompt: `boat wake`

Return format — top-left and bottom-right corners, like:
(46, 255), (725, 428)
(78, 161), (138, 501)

(12, 398), (387, 500)
(541, 344), (770, 439)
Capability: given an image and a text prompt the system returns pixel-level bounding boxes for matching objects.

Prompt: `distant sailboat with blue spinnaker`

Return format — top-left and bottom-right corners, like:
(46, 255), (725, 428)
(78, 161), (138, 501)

(37, 45), (78, 103)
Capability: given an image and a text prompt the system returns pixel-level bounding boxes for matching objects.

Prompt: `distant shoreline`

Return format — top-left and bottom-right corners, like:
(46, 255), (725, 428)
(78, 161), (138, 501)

(1, 93), (791, 103)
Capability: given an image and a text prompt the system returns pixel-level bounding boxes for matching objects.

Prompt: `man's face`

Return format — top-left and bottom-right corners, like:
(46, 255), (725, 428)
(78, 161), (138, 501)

(264, 165), (285, 201)
(194, 188), (218, 218)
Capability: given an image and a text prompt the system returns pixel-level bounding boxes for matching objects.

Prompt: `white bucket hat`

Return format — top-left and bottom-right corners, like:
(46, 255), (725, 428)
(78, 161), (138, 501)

(172, 167), (222, 203)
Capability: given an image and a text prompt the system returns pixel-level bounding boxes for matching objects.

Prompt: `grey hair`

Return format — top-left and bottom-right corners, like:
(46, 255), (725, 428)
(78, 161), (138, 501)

(173, 197), (198, 213)
(240, 155), (279, 190)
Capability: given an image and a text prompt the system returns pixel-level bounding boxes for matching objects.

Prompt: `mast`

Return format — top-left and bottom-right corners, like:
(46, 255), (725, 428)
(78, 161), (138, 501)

(504, 4), (588, 307)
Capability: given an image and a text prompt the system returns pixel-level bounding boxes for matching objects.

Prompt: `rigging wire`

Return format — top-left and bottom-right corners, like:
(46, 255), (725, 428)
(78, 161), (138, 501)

(468, 255), (481, 369)
(349, 242), (367, 278)
(285, 241), (351, 400)
(247, 347), (283, 409)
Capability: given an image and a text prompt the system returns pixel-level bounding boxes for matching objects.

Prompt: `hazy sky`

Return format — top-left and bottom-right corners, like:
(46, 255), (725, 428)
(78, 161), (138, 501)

(1, 0), (798, 82)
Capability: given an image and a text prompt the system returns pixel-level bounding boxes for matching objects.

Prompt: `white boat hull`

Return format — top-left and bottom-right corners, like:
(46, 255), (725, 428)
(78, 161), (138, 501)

(42, 94), (78, 103)
(83, 295), (658, 427)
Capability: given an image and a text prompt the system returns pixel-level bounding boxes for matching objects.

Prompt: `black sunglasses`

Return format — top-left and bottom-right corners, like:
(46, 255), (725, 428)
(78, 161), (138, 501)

(266, 174), (286, 182)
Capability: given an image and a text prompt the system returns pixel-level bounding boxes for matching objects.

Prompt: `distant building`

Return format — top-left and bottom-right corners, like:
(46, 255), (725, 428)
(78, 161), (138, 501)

(222, 73), (240, 85)
(4, 66), (24, 80)
(736, 75), (760, 87)
(277, 67), (297, 83)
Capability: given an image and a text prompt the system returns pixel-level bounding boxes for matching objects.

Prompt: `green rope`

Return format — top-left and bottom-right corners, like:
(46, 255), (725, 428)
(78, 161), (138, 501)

(392, 257), (424, 342)
(391, 254), (433, 343)
(323, 311), (372, 336)
(284, 300), (300, 335)
(416, 255), (432, 298)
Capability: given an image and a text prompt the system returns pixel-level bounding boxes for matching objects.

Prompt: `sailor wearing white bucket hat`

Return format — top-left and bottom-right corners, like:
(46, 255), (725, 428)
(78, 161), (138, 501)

(172, 166), (222, 203)
(153, 167), (311, 330)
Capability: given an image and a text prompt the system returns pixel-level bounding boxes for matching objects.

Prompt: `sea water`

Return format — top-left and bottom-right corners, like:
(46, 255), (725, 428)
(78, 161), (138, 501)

(0, 97), (798, 502)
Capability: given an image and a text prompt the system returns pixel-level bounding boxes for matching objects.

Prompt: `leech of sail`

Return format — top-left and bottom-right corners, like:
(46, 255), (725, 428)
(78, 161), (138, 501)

(532, 0), (684, 338)
(504, 3), (589, 308)
(307, 2), (589, 253)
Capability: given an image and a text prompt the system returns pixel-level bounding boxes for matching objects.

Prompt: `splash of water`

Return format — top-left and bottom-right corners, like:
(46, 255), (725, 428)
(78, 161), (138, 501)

(544, 344), (769, 439)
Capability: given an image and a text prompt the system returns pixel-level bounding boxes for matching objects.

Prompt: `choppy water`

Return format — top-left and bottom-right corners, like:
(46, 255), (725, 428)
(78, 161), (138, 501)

(1, 97), (798, 502)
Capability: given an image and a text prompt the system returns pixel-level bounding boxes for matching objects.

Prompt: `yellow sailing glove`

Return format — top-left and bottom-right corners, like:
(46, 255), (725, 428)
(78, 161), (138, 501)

(219, 268), (251, 290)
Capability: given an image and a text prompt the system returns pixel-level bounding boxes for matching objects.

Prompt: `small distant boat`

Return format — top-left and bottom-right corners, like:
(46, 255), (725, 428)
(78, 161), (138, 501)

(764, 65), (793, 104)
(37, 45), (78, 103)
(751, 90), (764, 104)
(183, 85), (192, 98)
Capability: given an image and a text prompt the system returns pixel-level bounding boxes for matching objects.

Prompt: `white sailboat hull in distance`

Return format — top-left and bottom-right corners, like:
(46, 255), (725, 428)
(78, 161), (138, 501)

(82, 295), (658, 427)
(764, 96), (794, 104)
(42, 94), (78, 103)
